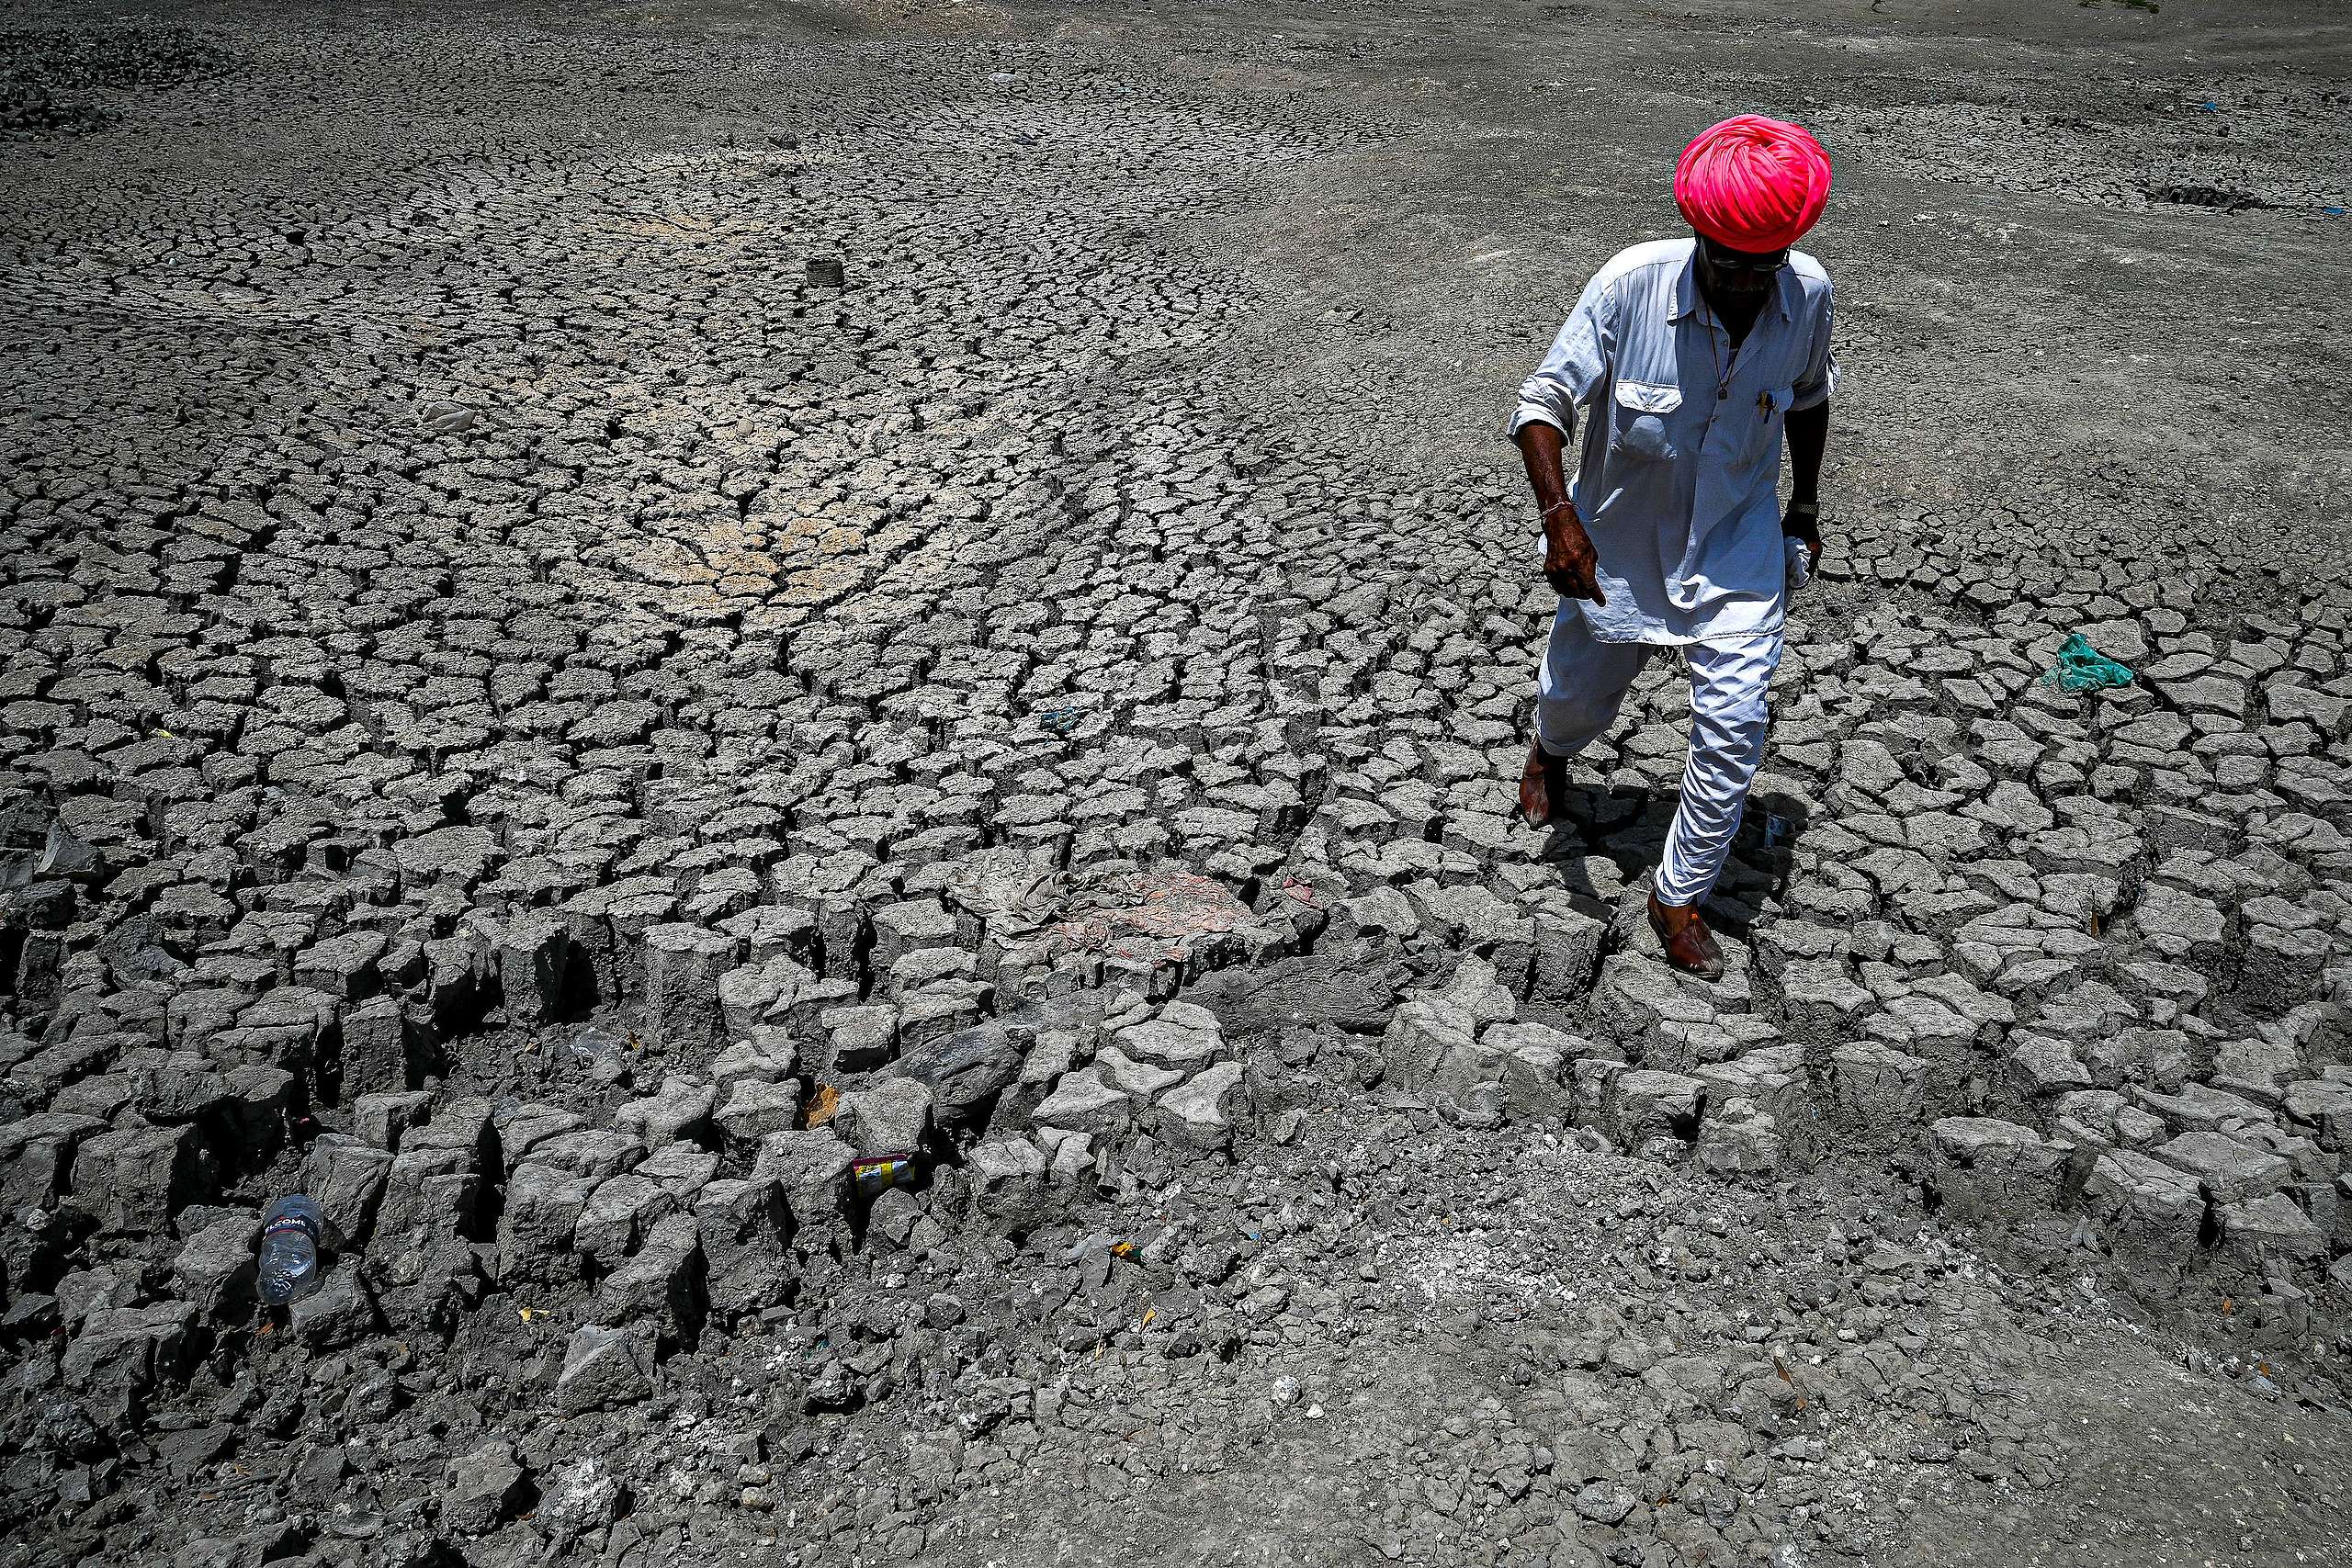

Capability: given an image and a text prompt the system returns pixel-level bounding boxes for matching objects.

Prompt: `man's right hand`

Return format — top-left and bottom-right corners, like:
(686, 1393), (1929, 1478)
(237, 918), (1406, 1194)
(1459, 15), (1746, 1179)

(1516, 423), (1604, 604)
(1543, 508), (1607, 604)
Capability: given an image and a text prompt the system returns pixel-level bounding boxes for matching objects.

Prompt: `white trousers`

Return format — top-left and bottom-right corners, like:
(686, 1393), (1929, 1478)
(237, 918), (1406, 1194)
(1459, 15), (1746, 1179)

(1532, 605), (1782, 908)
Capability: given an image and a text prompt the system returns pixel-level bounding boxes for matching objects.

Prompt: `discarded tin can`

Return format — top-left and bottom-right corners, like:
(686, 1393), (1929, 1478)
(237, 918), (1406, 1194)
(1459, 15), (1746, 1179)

(852, 1151), (919, 1198)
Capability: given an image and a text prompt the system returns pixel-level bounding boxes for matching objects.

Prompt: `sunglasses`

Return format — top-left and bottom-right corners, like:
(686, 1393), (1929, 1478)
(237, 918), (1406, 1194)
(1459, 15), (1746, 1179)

(1700, 239), (1790, 277)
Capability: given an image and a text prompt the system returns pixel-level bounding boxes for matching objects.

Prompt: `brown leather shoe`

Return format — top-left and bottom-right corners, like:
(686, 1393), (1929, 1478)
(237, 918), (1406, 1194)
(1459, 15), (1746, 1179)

(1646, 892), (1725, 981)
(1517, 739), (1570, 828)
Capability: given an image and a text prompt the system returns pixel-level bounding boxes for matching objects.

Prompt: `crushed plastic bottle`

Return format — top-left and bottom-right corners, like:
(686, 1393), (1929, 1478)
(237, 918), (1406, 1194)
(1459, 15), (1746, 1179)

(257, 1194), (328, 1306)
(558, 1024), (632, 1087)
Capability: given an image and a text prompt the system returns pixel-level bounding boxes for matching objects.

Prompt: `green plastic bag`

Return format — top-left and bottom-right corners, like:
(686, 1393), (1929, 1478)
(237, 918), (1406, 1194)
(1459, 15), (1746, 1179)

(2042, 633), (2134, 693)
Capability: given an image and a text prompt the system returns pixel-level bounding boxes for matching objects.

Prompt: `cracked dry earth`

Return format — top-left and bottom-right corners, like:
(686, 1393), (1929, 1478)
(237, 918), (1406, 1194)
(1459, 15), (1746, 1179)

(5, 1), (2352, 1566)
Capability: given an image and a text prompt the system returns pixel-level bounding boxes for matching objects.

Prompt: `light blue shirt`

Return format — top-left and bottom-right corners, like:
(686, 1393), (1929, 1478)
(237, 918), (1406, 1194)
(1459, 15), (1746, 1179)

(1511, 238), (1837, 645)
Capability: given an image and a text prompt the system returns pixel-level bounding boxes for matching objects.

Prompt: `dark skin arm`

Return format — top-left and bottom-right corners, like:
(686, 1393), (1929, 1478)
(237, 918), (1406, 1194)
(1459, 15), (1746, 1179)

(1513, 420), (1605, 604)
(1783, 399), (1829, 565)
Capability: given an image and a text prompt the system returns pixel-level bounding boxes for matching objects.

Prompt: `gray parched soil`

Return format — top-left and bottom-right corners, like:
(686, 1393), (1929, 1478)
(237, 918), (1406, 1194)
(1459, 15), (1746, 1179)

(4, 2), (2352, 1566)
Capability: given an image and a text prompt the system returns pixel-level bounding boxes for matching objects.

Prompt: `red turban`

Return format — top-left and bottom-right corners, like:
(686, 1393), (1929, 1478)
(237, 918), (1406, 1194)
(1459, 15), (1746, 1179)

(1673, 115), (1832, 254)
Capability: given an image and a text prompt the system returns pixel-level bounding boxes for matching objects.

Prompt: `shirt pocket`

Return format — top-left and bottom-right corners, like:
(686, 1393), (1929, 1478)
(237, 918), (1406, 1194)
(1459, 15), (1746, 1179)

(1747, 382), (1795, 467)
(1610, 379), (1684, 461)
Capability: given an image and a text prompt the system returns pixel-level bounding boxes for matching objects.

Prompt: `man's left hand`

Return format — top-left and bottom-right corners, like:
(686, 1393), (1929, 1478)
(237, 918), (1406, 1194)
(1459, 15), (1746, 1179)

(1782, 500), (1824, 572)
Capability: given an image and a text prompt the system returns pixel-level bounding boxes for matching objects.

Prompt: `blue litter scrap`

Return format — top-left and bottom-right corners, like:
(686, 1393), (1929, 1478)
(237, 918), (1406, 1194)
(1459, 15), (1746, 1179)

(2043, 633), (2135, 693)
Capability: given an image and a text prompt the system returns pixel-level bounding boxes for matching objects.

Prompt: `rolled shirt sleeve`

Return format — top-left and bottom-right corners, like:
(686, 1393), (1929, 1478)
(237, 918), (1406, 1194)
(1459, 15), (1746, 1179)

(1788, 285), (1837, 411)
(1510, 270), (1616, 438)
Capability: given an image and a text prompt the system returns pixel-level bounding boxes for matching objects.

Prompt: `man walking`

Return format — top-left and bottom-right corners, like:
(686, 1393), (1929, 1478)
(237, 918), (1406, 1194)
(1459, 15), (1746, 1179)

(1510, 115), (1835, 980)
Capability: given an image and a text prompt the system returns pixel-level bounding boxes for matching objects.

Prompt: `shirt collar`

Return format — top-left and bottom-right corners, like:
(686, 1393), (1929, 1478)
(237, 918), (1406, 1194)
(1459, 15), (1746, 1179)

(1672, 242), (1797, 325)
(1669, 244), (1705, 322)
